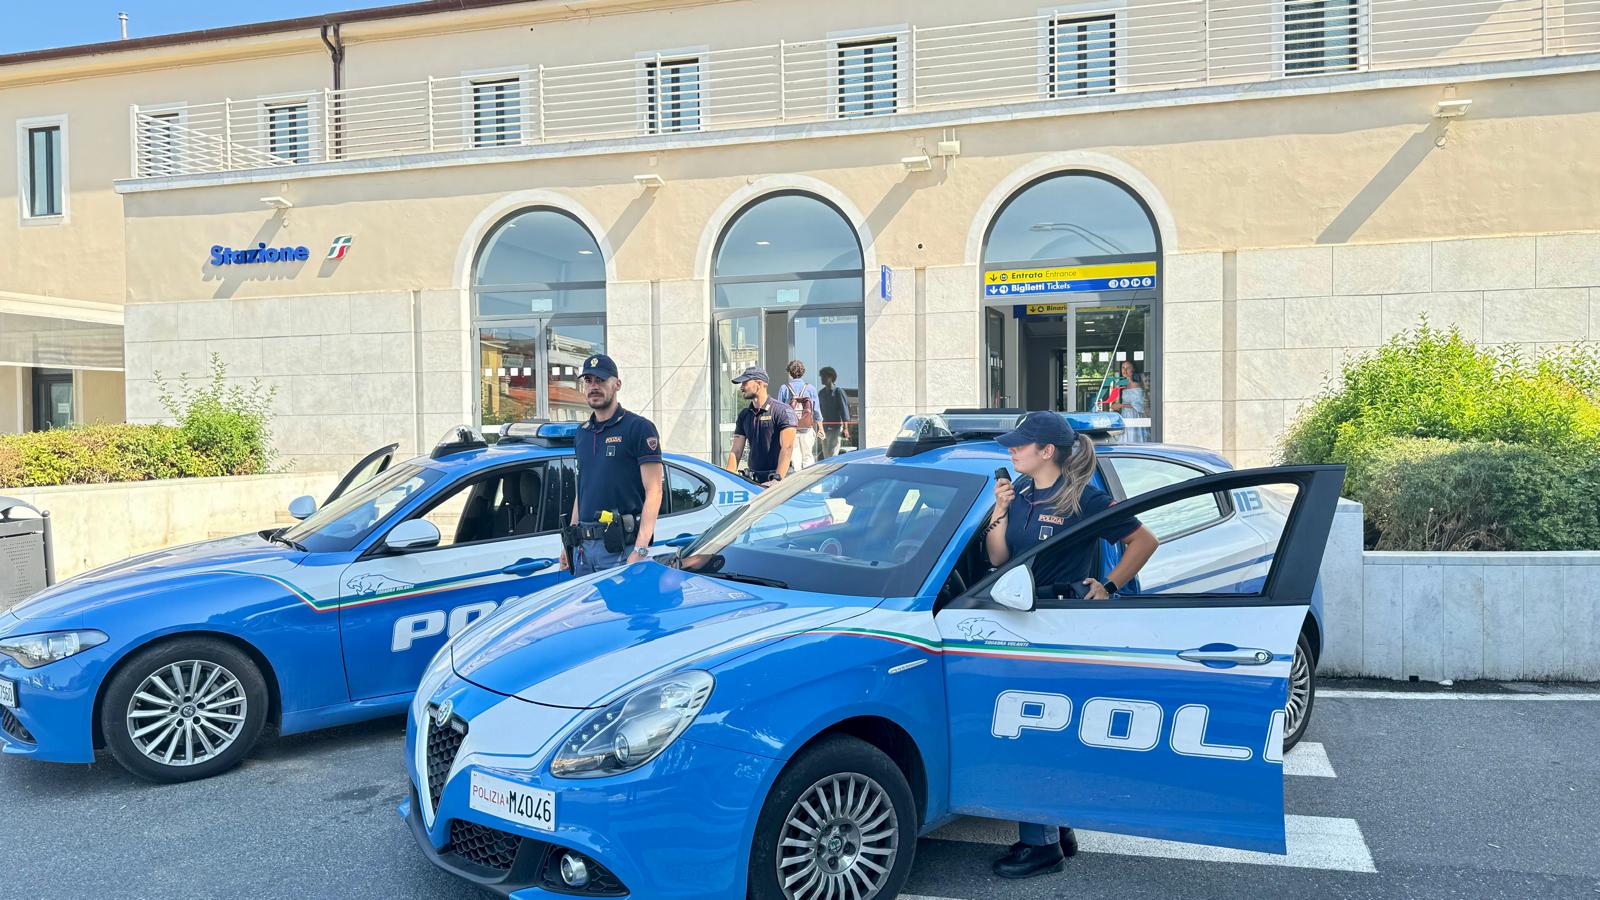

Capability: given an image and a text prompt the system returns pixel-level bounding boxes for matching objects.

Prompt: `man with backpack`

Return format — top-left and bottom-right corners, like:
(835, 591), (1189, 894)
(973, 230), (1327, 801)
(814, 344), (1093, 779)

(777, 359), (819, 471)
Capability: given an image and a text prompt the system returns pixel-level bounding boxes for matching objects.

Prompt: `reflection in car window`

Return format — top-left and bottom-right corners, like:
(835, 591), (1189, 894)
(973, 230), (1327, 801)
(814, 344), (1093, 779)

(662, 465), (712, 516)
(281, 464), (441, 553)
(1106, 456), (1224, 540)
(680, 463), (983, 598)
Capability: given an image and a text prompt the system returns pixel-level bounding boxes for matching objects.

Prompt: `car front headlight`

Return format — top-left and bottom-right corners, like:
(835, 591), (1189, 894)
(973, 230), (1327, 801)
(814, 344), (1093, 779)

(549, 670), (714, 779)
(0, 630), (108, 669)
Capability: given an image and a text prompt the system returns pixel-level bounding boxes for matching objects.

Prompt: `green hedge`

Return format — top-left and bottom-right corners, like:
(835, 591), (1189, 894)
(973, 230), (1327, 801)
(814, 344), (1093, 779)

(1280, 322), (1600, 551)
(0, 355), (276, 488)
(1351, 437), (1600, 551)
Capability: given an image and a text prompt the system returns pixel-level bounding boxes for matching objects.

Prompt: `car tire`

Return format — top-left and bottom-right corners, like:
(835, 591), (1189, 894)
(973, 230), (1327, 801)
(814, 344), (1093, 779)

(101, 637), (269, 783)
(1284, 630), (1316, 752)
(748, 735), (917, 900)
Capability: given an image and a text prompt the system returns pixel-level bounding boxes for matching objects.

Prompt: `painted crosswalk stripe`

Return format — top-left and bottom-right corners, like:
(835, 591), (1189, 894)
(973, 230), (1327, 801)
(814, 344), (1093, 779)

(926, 814), (1376, 873)
(1284, 741), (1336, 778)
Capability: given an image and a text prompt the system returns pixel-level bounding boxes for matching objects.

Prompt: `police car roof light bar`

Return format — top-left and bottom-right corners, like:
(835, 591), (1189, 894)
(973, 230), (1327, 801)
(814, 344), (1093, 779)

(431, 425), (488, 458)
(496, 420), (580, 448)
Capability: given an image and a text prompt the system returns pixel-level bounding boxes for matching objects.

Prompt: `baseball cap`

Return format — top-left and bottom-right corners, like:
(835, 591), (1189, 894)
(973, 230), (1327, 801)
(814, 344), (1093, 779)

(731, 366), (770, 385)
(580, 354), (618, 379)
(995, 411), (1078, 448)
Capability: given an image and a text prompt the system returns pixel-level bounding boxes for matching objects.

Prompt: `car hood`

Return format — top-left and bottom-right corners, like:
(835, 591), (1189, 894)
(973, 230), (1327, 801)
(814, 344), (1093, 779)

(450, 562), (875, 709)
(6, 533), (298, 621)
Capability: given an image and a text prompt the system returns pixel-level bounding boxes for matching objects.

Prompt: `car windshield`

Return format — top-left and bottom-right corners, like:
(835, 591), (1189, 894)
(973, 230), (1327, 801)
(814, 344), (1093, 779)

(280, 463), (443, 553)
(679, 463), (983, 598)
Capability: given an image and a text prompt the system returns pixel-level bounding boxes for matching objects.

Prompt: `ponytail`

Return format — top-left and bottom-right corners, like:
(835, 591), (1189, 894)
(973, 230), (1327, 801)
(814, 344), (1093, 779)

(1047, 434), (1098, 518)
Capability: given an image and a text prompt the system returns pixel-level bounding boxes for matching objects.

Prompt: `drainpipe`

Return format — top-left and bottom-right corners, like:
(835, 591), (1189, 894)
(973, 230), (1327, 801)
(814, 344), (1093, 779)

(320, 23), (345, 159)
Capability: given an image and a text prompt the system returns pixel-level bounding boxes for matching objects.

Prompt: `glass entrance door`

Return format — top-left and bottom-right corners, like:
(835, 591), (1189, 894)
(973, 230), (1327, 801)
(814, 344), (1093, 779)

(713, 307), (863, 461)
(478, 316), (605, 428)
(32, 369), (74, 431)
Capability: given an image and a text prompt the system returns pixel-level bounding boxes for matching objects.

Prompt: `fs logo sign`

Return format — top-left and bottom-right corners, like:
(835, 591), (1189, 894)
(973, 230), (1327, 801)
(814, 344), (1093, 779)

(327, 235), (354, 260)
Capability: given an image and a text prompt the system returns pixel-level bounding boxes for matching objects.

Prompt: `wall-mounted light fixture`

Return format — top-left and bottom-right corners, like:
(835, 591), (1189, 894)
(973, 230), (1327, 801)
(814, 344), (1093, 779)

(634, 173), (666, 189)
(901, 155), (933, 173)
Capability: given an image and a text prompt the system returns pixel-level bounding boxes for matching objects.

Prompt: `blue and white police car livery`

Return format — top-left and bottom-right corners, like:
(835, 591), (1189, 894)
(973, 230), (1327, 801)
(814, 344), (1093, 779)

(0, 423), (750, 782)
(402, 412), (1342, 899)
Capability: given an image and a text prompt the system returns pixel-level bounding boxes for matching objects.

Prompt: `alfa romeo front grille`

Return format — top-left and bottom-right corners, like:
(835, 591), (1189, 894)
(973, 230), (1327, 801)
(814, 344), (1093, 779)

(425, 706), (467, 814)
(0, 707), (33, 744)
(447, 819), (522, 872)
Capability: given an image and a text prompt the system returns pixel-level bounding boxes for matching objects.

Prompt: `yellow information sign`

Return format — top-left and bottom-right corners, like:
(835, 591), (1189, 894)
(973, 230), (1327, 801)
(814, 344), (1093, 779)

(1024, 303), (1070, 316)
(984, 261), (1157, 286)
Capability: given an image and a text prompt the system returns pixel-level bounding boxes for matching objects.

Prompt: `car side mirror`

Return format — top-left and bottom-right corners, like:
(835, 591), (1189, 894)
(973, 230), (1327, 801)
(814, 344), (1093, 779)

(384, 519), (441, 553)
(288, 495), (318, 521)
(991, 566), (1036, 612)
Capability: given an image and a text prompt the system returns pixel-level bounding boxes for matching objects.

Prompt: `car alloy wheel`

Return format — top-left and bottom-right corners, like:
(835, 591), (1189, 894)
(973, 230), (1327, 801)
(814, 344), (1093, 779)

(1283, 630), (1317, 750)
(126, 660), (248, 767)
(777, 772), (899, 900)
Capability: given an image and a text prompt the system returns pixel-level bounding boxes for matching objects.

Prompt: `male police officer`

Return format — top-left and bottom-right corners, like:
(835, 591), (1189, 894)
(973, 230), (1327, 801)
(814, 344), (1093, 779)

(562, 354), (664, 575)
(725, 366), (797, 485)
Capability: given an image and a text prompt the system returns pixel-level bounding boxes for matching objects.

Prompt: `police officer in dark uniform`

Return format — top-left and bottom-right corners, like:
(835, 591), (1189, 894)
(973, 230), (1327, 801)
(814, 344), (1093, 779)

(725, 366), (797, 485)
(562, 354), (664, 576)
(984, 410), (1159, 879)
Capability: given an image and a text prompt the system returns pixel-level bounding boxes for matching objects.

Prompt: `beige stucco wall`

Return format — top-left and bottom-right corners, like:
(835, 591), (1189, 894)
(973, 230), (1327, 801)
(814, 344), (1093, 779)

(114, 68), (1600, 304)
(3, 471), (337, 578)
(76, 369), (125, 424)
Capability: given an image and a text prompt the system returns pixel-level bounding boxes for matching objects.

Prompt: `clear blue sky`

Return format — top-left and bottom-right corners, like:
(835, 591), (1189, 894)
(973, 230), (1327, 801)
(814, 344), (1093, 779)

(2, 1), (409, 55)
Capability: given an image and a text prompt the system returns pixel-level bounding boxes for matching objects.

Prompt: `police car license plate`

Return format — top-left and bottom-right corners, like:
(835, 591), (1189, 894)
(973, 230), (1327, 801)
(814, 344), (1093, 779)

(0, 678), (15, 709)
(469, 771), (555, 832)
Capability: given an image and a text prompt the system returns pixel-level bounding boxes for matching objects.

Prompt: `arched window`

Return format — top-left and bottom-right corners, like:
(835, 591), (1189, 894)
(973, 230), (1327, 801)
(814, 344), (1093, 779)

(980, 173), (1161, 439)
(711, 192), (865, 462)
(472, 207), (606, 425)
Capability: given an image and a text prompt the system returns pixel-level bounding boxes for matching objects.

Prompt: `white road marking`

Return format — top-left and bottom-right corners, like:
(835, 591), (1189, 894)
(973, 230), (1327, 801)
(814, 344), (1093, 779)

(1321, 690), (1600, 702)
(1284, 741), (1336, 778)
(926, 815), (1376, 873)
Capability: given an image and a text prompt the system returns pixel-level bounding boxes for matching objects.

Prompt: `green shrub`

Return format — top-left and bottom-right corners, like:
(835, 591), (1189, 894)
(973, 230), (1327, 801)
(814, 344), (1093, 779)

(156, 354), (278, 477)
(1279, 322), (1600, 551)
(1356, 437), (1600, 551)
(0, 355), (276, 488)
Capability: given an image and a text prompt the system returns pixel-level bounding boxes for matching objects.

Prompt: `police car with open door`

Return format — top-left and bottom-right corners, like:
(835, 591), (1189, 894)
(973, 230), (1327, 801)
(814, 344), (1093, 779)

(401, 415), (1342, 899)
(0, 423), (748, 782)
(936, 410), (1324, 749)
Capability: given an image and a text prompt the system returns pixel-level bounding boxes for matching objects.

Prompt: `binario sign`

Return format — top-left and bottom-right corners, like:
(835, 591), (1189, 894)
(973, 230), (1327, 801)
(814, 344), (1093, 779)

(210, 242), (311, 265)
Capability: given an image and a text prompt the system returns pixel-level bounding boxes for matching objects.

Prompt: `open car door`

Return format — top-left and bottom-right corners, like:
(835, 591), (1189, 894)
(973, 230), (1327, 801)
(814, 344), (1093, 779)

(325, 443), (400, 505)
(935, 465), (1343, 853)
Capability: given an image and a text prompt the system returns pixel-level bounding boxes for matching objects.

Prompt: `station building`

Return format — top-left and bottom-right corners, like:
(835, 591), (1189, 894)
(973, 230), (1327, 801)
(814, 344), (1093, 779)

(2, 0), (1597, 470)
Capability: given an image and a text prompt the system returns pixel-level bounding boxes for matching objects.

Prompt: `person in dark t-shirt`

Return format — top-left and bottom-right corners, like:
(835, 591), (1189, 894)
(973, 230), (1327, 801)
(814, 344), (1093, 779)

(982, 410), (1160, 881)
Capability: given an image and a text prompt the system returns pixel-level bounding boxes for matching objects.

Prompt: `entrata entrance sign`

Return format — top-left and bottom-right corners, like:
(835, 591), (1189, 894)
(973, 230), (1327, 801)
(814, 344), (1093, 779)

(209, 242), (311, 265)
(984, 261), (1158, 298)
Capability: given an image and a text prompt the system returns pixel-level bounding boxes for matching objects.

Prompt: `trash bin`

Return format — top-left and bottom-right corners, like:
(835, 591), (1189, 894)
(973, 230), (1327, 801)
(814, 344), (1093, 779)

(0, 497), (55, 607)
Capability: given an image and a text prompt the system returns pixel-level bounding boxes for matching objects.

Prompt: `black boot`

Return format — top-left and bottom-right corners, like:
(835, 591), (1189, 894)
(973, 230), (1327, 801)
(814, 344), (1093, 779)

(992, 840), (1066, 879)
(1061, 827), (1079, 858)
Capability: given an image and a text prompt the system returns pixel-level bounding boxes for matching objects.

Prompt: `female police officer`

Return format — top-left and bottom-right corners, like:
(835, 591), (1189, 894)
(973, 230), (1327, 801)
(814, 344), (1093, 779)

(983, 411), (1160, 879)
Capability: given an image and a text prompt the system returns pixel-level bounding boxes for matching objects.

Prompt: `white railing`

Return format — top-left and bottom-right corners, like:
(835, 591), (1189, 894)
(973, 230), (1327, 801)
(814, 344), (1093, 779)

(130, 0), (1600, 178)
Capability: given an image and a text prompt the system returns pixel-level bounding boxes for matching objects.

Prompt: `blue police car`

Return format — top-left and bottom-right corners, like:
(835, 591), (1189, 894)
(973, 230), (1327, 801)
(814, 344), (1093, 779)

(402, 412), (1342, 899)
(0, 424), (752, 782)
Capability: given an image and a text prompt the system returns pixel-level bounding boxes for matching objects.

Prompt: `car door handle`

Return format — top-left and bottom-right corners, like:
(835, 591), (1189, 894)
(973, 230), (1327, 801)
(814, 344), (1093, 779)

(1178, 645), (1274, 666)
(662, 534), (696, 548)
(503, 557), (558, 576)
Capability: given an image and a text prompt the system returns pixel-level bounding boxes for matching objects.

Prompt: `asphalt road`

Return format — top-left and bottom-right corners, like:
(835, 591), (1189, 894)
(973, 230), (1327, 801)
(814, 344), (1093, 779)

(2, 681), (1597, 900)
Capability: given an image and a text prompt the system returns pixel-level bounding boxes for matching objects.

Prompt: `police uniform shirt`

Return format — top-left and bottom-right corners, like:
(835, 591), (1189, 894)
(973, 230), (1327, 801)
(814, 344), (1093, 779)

(735, 397), (798, 474)
(576, 406), (662, 522)
(1004, 478), (1140, 589)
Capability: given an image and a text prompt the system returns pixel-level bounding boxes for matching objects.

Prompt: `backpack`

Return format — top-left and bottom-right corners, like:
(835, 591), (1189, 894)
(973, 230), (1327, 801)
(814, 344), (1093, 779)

(786, 379), (817, 429)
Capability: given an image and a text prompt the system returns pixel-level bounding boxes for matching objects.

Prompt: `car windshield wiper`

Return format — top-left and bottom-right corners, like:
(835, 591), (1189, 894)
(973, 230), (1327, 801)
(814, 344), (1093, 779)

(268, 529), (309, 552)
(695, 570), (788, 589)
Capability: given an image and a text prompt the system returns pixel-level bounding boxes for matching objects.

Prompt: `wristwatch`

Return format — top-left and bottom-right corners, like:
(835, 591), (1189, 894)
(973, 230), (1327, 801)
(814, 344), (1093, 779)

(1101, 579), (1119, 596)
(630, 546), (650, 559)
